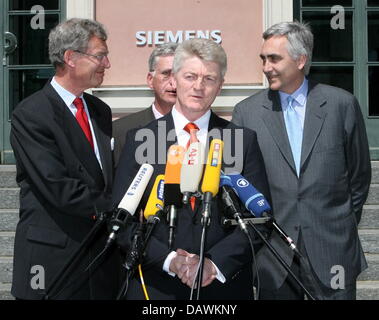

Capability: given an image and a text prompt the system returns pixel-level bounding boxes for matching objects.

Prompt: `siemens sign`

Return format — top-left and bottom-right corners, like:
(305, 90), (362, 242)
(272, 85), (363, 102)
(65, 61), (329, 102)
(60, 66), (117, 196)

(136, 30), (222, 46)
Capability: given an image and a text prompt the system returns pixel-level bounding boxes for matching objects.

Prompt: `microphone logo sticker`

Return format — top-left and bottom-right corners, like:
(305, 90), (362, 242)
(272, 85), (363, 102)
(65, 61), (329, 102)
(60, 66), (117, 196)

(157, 179), (164, 201)
(236, 178), (249, 188)
(211, 143), (221, 167)
(257, 199), (266, 207)
(188, 147), (198, 165)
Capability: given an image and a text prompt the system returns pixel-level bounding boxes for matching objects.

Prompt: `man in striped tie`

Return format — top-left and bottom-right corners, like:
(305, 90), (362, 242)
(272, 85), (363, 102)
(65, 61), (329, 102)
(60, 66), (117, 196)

(233, 21), (371, 300)
(113, 38), (270, 300)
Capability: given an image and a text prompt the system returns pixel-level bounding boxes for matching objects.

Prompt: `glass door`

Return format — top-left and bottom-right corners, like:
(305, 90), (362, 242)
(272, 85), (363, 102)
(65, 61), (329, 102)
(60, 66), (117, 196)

(295, 0), (379, 160)
(1, 0), (65, 163)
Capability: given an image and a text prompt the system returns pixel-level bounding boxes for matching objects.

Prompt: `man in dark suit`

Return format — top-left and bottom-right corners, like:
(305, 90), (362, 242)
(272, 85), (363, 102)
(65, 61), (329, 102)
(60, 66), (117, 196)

(232, 21), (371, 300)
(10, 18), (120, 299)
(112, 42), (178, 167)
(112, 38), (270, 299)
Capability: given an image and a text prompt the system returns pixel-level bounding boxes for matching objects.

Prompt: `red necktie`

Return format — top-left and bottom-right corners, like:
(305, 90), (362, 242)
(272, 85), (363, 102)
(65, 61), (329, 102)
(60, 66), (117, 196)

(183, 122), (199, 211)
(73, 97), (94, 149)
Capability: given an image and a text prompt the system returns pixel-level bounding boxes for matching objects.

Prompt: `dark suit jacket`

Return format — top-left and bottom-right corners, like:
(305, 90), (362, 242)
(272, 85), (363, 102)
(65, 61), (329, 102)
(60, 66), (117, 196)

(232, 81), (371, 289)
(112, 111), (270, 300)
(112, 106), (155, 167)
(10, 82), (120, 299)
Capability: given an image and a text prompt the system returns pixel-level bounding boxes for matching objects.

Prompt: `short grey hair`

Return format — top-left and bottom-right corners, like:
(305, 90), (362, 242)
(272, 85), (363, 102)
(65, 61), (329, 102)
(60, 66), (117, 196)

(173, 38), (227, 79)
(49, 18), (108, 68)
(263, 21), (314, 75)
(148, 42), (178, 72)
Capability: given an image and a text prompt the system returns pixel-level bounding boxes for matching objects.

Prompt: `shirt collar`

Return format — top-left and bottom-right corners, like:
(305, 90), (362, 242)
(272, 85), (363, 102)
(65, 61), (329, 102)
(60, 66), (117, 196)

(171, 105), (211, 132)
(279, 77), (308, 109)
(152, 103), (164, 119)
(51, 77), (83, 107)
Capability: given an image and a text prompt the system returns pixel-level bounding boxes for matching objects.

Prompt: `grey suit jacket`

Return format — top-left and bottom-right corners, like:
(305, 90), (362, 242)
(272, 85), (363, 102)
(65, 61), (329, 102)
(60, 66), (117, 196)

(232, 81), (371, 289)
(112, 106), (155, 167)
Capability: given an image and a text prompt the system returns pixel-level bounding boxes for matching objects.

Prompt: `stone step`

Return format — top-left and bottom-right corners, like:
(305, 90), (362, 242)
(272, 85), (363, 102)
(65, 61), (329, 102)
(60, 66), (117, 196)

(367, 184), (379, 205)
(0, 282), (377, 300)
(0, 232), (15, 257)
(0, 210), (19, 232)
(360, 205), (379, 229)
(0, 284), (13, 300)
(357, 254), (379, 281)
(0, 189), (19, 210)
(372, 161), (379, 184)
(0, 165), (17, 188)
(0, 257), (13, 284)
(359, 229), (379, 254)
(357, 280), (379, 300)
(0, 230), (377, 255)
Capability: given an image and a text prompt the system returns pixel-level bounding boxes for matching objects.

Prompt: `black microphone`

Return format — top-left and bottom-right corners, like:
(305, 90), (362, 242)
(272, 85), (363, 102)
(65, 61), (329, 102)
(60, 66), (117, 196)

(124, 222), (146, 271)
(106, 163), (154, 248)
(227, 173), (302, 258)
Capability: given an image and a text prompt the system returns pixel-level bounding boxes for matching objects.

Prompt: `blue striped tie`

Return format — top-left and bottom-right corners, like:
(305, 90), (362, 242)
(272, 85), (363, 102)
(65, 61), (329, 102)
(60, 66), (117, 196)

(284, 96), (303, 176)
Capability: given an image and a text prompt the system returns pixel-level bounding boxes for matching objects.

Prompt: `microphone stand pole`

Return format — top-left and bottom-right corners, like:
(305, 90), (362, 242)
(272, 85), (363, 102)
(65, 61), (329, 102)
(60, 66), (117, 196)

(246, 219), (316, 300)
(44, 211), (110, 299)
(194, 192), (212, 300)
(117, 210), (166, 300)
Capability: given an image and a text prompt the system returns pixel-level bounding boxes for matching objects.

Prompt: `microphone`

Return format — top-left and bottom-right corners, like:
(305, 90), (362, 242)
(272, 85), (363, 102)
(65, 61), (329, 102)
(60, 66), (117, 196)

(180, 141), (205, 204)
(227, 173), (301, 256)
(144, 174), (165, 224)
(106, 163), (154, 248)
(124, 222), (145, 272)
(124, 175), (165, 273)
(219, 175), (248, 234)
(164, 145), (185, 249)
(200, 139), (224, 226)
(227, 173), (271, 215)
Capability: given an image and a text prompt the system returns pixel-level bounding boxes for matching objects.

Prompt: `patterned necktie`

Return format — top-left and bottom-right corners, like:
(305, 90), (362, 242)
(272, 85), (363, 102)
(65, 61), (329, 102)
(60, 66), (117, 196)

(73, 97), (94, 149)
(184, 122), (200, 148)
(183, 122), (200, 211)
(284, 96), (303, 176)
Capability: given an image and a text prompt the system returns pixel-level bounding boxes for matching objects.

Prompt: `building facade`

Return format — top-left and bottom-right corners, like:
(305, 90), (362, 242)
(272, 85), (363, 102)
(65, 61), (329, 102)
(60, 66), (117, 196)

(0, 0), (378, 162)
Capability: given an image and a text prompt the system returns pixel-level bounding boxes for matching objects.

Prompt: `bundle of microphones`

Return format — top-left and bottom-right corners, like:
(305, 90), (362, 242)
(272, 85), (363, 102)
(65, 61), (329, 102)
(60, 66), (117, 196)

(105, 139), (301, 272)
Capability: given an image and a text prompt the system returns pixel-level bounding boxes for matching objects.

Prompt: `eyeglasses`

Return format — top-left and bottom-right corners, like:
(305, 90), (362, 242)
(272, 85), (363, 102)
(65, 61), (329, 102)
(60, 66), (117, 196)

(74, 50), (109, 62)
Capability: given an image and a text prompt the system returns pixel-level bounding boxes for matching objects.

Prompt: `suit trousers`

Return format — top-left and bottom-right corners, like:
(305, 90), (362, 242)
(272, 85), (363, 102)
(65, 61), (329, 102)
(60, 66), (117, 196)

(258, 230), (357, 300)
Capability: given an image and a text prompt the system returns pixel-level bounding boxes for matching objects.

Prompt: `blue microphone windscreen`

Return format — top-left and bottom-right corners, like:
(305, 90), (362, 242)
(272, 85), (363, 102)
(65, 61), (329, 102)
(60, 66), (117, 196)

(220, 174), (233, 187)
(228, 173), (271, 217)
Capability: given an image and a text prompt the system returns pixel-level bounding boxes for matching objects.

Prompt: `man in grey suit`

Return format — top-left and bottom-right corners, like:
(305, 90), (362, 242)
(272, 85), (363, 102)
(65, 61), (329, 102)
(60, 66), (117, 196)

(232, 21), (371, 300)
(112, 42), (178, 167)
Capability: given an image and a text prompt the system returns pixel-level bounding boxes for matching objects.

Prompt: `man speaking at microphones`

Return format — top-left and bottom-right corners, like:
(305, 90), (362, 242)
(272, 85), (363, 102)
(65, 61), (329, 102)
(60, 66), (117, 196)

(112, 38), (270, 300)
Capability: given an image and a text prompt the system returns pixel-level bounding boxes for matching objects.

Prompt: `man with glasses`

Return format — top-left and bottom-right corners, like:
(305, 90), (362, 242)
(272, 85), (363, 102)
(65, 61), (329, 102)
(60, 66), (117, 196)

(112, 42), (178, 167)
(10, 18), (120, 299)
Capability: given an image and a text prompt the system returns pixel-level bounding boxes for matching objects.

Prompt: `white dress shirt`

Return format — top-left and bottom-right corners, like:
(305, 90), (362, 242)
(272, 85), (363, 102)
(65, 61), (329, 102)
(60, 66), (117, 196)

(171, 105), (210, 147)
(51, 77), (103, 168)
(279, 77), (309, 130)
(152, 103), (165, 120)
(162, 106), (225, 283)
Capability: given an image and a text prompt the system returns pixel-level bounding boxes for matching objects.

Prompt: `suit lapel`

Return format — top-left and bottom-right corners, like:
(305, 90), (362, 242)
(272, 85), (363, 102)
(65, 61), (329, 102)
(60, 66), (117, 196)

(43, 84), (105, 186)
(300, 82), (327, 169)
(85, 94), (113, 189)
(261, 90), (297, 173)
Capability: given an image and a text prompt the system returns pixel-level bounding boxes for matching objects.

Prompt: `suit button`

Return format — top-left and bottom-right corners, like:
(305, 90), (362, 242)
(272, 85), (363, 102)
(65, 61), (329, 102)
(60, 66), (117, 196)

(78, 165), (83, 172)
